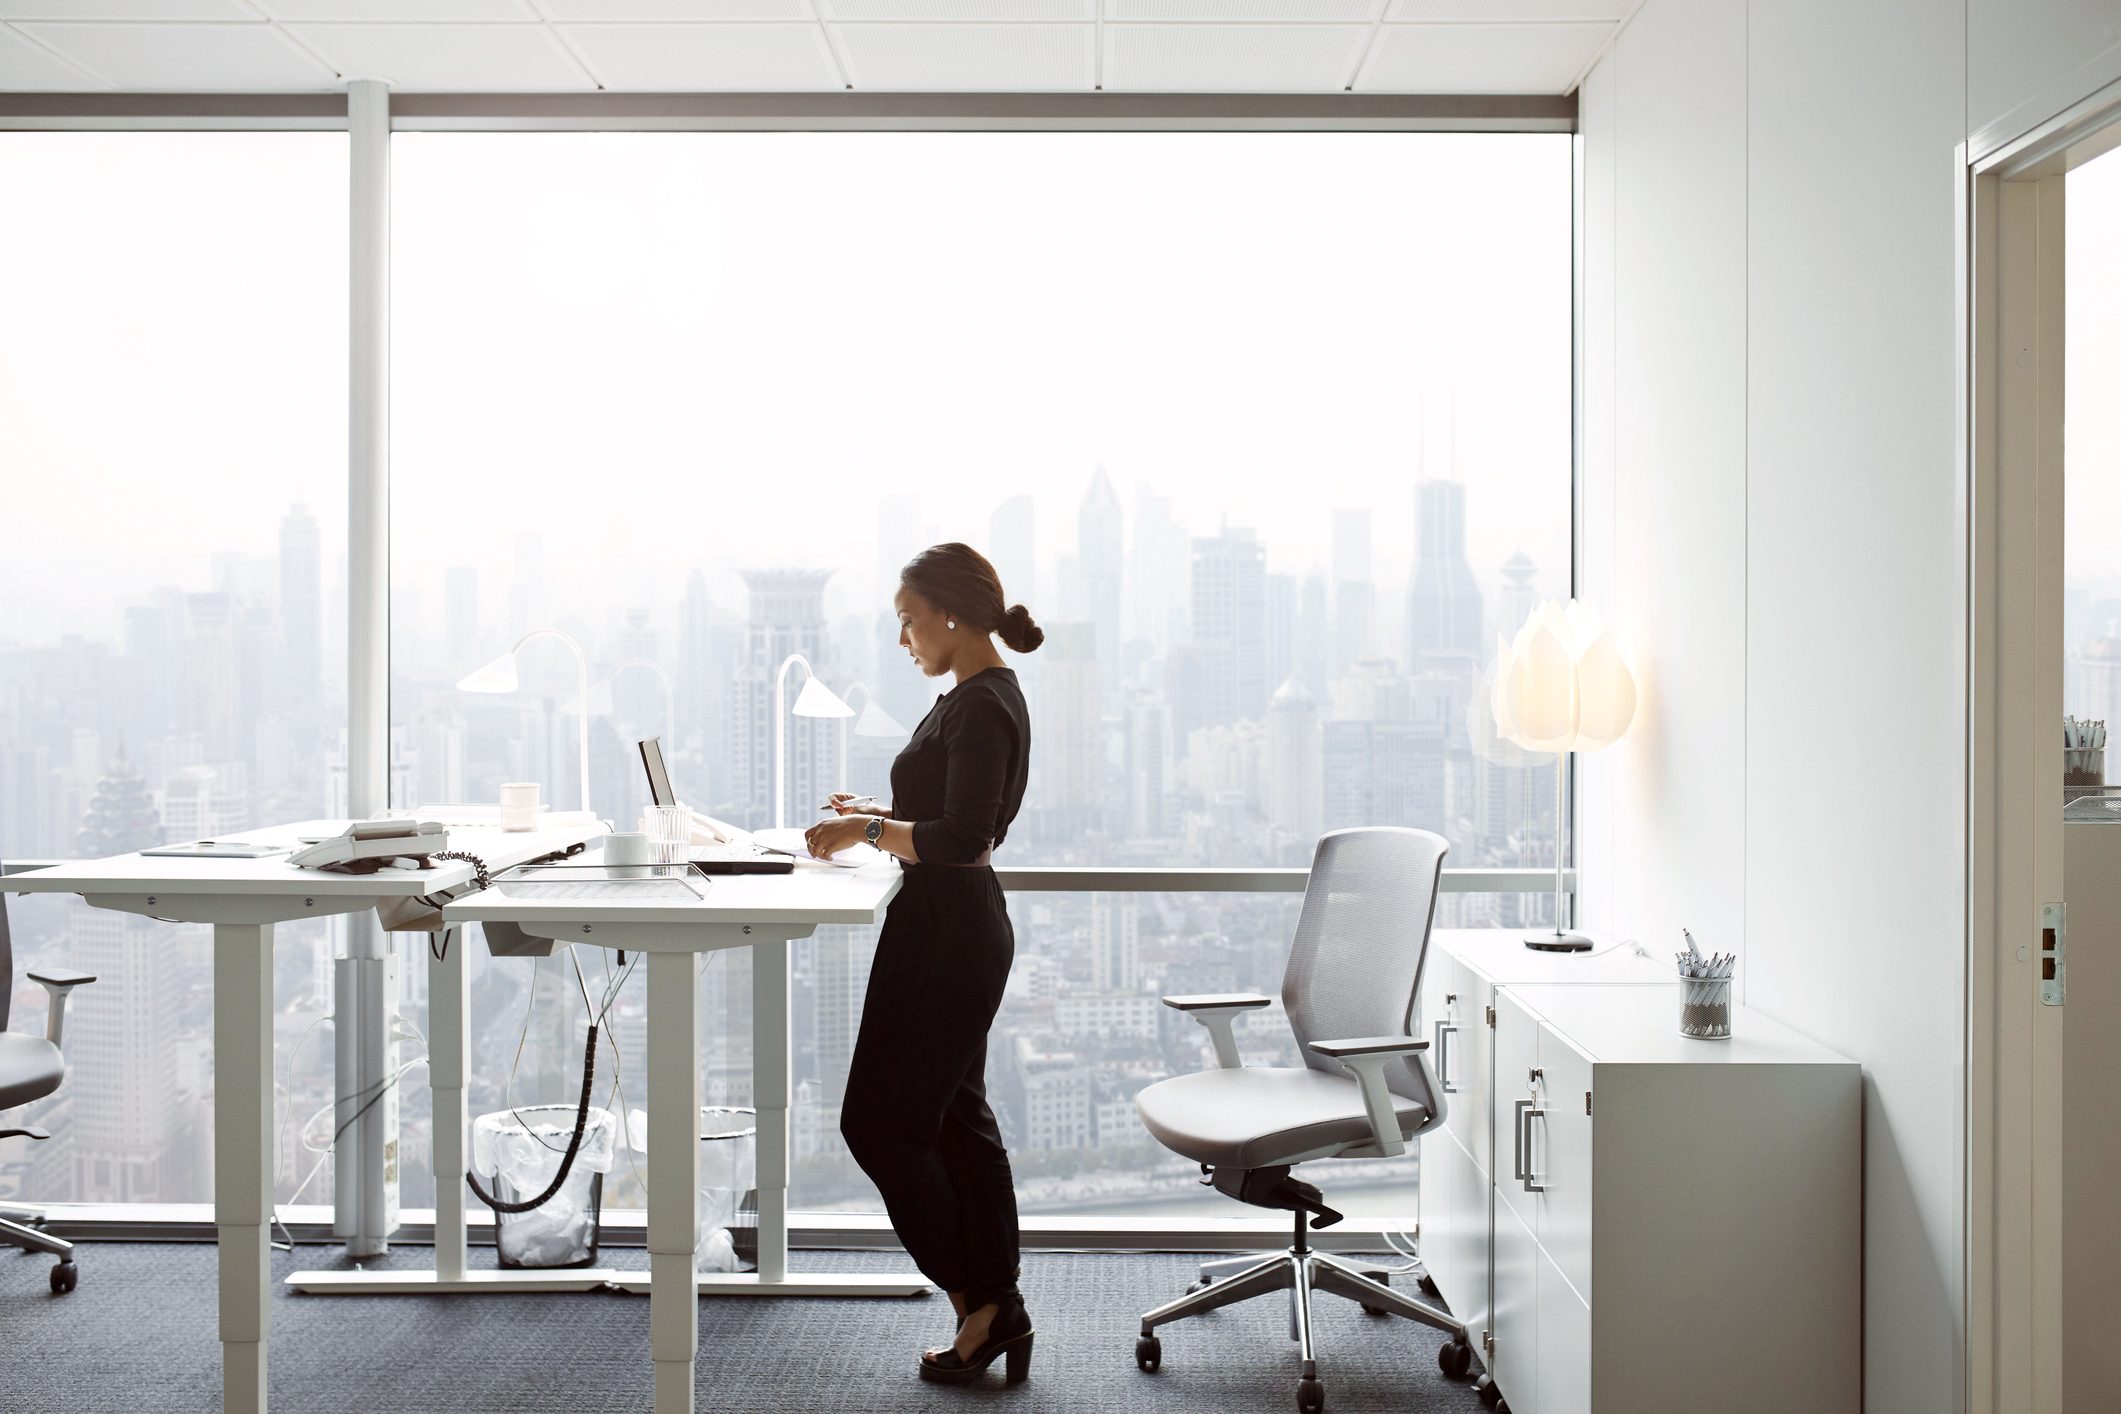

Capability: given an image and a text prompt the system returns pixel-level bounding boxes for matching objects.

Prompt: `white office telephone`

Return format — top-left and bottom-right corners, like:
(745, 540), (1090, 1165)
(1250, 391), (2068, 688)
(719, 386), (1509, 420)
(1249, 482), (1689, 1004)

(287, 819), (450, 870)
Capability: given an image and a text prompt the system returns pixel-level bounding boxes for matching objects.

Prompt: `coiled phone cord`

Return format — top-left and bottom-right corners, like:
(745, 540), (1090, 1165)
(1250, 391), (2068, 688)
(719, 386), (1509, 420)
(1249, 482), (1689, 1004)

(465, 1020), (600, 1215)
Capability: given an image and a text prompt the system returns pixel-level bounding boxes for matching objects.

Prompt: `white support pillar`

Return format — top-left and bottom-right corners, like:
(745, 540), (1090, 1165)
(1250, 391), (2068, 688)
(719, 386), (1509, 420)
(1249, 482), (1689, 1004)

(336, 76), (397, 1258)
(647, 950), (702, 1414)
(215, 923), (274, 1414)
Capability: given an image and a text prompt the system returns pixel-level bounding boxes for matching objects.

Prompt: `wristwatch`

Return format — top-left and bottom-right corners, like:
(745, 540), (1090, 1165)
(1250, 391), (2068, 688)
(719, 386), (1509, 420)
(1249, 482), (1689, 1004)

(864, 817), (884, 846)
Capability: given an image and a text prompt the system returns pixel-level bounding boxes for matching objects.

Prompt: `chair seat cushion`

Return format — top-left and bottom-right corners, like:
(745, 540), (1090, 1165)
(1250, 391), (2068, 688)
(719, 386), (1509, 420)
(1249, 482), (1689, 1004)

(1134, 1066), (1427, 1169)
(0, 1033), (63, 1111)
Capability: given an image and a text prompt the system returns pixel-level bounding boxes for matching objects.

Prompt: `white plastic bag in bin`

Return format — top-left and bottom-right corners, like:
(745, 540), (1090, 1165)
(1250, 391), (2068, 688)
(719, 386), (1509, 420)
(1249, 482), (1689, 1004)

(628, 1106), (757, 1273)
(472, 1105), (620, 1268)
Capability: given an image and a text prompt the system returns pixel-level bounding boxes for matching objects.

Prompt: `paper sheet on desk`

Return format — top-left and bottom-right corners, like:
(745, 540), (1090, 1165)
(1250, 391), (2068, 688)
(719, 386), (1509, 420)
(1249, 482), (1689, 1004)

(750, 827), (883, 869)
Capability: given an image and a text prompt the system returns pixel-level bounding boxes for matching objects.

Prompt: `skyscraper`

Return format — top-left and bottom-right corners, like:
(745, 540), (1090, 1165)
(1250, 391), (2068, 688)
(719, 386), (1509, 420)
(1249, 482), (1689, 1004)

(277, 504), (321, 717)
(733, 569), (838, 830)
(1332, 507), (1375, 676)
(1406, 480), (1484, 669)
(1191, 526), (1267, 727)
(989, 494), (1036, 613)
(1037, 621), (1103, 839)
(1267, 675), (1323, 845)
(1079, 466), (1124, 682)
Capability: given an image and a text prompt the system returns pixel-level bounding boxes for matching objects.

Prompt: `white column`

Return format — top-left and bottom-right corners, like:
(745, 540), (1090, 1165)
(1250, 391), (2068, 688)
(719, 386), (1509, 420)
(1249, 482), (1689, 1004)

(647, 950), (701, 1414)
(215, 923), (274, 1414)
(339, 75), (396, 1257)
(752, 934), (791, 1283)
(429, 926), (470, 1281)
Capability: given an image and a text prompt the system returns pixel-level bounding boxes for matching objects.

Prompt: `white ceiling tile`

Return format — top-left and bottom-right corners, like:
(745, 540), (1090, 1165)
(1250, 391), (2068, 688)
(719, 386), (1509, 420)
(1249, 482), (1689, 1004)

(0, 22), (106, 86)
(541, 0), (807, 15)
(1104, 23), (1367, 92)
(288, 21), (594, 88)
(1356, 20), (1607, 92)
(258, 0), (538, 19)
(557, 22), (841, 88)
(1108, 0), (1376, 20)
(15, 21), (338, 88)
(823, 0), (1087, 19)
(0, 1), (253, 17)
(838, 22), (1089, 90)
(1386, 0), (1624, 18)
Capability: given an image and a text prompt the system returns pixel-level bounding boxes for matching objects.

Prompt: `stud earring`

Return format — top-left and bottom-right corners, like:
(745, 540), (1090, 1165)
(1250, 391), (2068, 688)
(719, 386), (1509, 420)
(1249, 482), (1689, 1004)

(947, 619), (956, 629)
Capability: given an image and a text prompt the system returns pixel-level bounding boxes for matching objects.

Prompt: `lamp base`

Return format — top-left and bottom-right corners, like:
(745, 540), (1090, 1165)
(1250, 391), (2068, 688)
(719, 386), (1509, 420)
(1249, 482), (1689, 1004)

(1525, 931), (1595, 953)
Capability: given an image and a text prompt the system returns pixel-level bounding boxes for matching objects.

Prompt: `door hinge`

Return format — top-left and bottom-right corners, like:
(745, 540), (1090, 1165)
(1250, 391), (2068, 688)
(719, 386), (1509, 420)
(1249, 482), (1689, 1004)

(2041, 902), (2066, 1006)
(1481, 1330), (1493, 1353)
(1485, 1005), (1496, 1028)
(1585, 1091), (1593, 1116)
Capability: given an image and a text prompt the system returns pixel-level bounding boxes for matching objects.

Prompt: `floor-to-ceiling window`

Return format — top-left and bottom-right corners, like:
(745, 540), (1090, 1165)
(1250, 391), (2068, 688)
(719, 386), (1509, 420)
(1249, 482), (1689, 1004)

(386, 131), (1573, 1223)
(2066, 142), (2121, 739)
(0, 132), (348, 1208)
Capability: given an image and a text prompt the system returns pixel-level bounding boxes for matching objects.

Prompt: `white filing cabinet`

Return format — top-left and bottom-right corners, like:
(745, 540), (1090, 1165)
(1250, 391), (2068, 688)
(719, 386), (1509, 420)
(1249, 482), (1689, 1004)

(1414, 932), (1668, 1348)
(1479, 984), (1860, 1414)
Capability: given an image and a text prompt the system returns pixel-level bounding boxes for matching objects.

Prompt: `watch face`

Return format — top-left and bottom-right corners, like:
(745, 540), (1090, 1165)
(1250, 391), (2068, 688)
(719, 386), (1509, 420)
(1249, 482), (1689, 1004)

(866, 818), (882, 844)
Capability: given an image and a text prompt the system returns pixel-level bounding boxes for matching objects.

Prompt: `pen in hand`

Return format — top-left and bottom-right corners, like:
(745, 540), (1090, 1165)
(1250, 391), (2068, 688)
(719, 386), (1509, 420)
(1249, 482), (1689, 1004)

(821, 795), (882, 813)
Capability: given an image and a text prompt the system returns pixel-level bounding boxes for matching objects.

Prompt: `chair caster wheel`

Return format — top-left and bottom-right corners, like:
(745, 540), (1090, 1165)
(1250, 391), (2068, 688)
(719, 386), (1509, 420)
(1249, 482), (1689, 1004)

(1438, 1337), (1474, 1381)
(1296, 1375), (1325, 1413)
(1477, 1373), (1503, 1408)
(1186, 1280), (1208, 1296)
(1135, 1335), (1162, 1372)
(1419, 1272), (1441, 1298)
(50, 1260), (78, 1295)
(1361, 1271), (1389, 1315)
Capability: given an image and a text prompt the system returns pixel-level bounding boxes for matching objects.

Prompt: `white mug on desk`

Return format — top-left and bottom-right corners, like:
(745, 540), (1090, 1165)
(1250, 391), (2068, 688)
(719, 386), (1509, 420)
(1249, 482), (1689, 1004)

(500, 782), (540, 831)
(605, 831), (651, 877)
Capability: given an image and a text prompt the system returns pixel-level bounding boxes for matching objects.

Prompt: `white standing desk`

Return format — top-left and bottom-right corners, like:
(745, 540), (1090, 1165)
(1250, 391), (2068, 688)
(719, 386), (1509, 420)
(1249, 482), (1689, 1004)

(5, 818), (599, 1414)
(419, 853), (928, 1414)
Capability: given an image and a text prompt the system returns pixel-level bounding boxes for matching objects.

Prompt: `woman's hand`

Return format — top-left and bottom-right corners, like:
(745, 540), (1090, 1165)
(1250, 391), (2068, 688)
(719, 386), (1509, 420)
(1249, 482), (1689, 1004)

(804, 815), (871, 860)
(827, 792), (891, 818)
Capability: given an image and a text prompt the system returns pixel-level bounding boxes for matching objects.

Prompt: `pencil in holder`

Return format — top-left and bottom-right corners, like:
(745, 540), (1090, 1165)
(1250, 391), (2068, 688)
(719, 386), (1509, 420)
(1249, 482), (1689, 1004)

(1679, 972), (1734, 1040)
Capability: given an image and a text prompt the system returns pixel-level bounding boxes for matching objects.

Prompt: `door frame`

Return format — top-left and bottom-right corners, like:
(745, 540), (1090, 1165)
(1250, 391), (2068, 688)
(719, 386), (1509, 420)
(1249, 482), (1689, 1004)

(1963, 78), (2121, 1414)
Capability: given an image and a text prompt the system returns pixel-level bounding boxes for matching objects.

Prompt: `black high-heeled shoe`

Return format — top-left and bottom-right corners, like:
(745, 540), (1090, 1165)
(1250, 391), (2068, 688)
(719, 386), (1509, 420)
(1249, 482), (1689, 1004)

(918, 1295), (1034, 1385)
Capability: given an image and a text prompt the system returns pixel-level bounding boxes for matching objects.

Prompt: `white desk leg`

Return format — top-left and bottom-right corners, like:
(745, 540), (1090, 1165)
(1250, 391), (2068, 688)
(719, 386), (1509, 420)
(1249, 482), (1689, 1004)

(215, 922), (273, 1414)
(751, 934), (790, 1284)
(429, 926), (469, 1282)
(648, 950), (701, 1414)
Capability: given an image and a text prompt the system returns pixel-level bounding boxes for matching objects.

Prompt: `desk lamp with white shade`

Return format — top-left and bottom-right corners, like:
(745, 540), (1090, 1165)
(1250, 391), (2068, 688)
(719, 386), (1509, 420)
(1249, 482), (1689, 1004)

(458, 628), (594, 814)
(775, 654), (853, 829)
(1491, 599), (1637, 952)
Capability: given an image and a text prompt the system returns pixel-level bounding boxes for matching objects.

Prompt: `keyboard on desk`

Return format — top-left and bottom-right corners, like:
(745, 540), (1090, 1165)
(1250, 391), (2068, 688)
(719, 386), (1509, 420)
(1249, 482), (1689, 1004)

(685, 843), (796, 874)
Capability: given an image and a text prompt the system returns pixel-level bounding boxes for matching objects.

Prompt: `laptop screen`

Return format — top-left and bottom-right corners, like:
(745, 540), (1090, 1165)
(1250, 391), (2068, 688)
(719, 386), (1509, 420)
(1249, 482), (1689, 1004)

(638, 737), (676, 809)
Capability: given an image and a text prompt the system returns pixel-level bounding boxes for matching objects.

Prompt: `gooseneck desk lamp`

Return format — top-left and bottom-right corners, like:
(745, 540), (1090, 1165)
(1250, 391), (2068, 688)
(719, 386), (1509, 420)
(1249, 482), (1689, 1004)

(775, 654), (853, 829)
(1491, 599), (1637, 953)
(458, 628), (594, 815)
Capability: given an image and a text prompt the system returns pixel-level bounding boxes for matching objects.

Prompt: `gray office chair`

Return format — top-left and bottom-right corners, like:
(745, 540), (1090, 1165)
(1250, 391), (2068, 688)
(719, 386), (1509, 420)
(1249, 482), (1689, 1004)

(0, 862), (94, 1294)
(1132, 826), (1474, 1414)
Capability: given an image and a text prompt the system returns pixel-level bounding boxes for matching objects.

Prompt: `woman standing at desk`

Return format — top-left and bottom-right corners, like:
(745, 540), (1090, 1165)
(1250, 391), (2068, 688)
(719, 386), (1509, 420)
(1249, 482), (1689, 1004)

(804, 541), (1040, 1386)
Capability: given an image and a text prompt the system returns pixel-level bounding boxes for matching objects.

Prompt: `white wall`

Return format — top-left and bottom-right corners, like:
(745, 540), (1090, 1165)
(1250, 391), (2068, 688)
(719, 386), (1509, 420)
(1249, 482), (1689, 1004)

(1970, 0), (2121, 154)
(1576, 2), (2020, 1411)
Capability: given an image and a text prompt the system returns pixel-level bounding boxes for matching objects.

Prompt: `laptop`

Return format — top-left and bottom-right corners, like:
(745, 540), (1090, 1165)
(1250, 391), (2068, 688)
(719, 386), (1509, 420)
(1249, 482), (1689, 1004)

(637, 737), (794, 875)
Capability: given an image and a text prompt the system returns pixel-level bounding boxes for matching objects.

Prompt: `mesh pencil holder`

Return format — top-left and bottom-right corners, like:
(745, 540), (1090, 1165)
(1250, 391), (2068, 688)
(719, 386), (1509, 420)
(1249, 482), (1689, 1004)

(1679, 973), (1734, 1040)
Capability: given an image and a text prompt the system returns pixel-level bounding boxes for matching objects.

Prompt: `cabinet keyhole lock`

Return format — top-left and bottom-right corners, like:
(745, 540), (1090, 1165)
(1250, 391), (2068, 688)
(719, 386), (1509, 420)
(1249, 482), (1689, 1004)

(1528, 1066), (1543, 1085)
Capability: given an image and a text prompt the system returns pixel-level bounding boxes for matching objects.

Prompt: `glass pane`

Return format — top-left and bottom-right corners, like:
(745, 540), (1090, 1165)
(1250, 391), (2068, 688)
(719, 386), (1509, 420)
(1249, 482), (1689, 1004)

(2067, 142), (2121, 760)
(0, 133), (349, 1207)
(388, 131), (1568, 1221)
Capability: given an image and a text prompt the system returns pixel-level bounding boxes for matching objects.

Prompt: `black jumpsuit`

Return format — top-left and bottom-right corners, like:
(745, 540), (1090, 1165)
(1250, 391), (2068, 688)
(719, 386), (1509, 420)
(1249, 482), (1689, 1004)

(840, 664), (1031, 1312)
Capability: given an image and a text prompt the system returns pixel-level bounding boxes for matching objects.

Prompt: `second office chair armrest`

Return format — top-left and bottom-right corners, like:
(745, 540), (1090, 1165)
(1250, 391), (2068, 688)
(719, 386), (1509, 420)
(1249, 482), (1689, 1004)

(27, 965), (96, 1050)
(1163, 993), (1273, 1070)
(1309, 1035), (1428, 1159)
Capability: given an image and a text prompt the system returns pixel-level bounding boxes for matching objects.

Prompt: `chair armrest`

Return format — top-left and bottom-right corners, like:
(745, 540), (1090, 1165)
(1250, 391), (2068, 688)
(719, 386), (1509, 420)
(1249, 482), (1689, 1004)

(1308, 1035), (1427, 1158)
(1162, 993), (1272, 1069)
(28, 966), (96, 1050)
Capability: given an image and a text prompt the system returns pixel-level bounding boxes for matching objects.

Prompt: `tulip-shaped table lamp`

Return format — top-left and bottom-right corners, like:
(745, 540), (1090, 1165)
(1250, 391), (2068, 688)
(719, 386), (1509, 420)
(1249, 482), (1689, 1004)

(1492, 599), (1638, 952)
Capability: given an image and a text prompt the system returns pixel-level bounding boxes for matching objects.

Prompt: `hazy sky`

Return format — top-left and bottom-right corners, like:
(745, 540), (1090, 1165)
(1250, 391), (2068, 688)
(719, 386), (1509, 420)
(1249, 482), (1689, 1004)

(1, 130), (1573, 643)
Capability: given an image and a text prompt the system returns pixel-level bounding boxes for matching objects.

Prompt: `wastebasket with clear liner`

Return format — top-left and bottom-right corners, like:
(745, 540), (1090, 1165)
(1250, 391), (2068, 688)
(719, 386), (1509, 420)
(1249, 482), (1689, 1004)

(628, 1105), (759, 1273)
(471, 1104), (620, 1268)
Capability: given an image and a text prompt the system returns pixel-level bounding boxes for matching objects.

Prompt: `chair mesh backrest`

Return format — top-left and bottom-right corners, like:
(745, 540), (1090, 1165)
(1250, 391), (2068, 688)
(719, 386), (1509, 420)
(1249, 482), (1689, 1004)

(1280, 827), (1449, 1107)
(0, 862), (11, 1032)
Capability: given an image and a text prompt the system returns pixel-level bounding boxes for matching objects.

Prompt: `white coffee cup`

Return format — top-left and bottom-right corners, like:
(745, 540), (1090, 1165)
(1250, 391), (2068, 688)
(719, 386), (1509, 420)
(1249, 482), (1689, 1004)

(500, 782), (541, 832)
(605, 831), (651, 876)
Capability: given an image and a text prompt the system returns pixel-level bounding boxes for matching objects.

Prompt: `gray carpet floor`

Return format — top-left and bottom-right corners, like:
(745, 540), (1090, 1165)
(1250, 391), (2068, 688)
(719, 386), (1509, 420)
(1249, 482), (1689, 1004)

(1, 1241), (1484, 1413)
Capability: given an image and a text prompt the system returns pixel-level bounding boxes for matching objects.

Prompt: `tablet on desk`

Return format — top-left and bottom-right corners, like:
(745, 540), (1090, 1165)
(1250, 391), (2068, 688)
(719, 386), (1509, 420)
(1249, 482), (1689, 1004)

(140, 841), (289, 859)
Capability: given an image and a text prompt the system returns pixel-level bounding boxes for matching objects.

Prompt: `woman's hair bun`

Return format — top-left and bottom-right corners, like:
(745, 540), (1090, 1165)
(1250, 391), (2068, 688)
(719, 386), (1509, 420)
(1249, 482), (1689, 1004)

(999, 603), (1044, 654)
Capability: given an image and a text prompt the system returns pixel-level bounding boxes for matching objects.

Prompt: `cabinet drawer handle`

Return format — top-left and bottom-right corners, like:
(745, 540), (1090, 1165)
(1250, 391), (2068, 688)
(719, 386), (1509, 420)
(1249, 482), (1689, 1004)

(1433, 1021), (1458, 1093)
(1511, 1097), (1531, 1182)
(1520, 1103), (1547, 1194)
